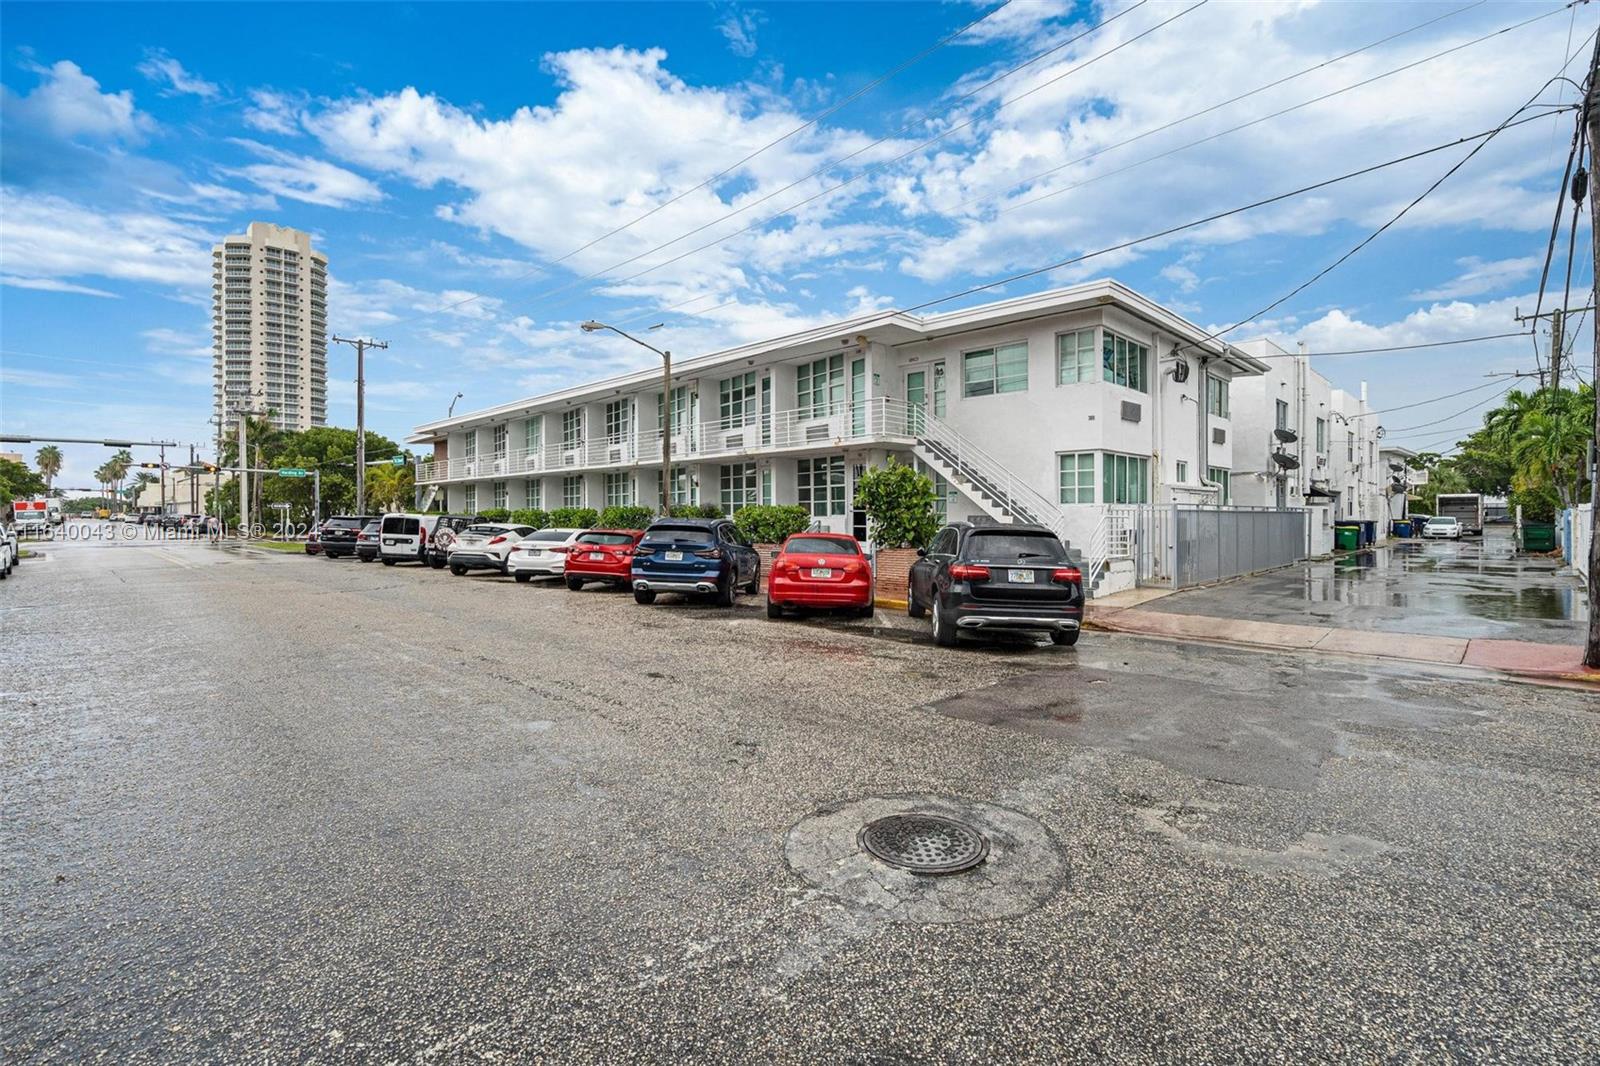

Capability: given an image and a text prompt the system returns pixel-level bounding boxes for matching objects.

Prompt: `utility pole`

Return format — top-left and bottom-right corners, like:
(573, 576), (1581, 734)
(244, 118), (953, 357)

(1550, 308), (1564, 394)
(1583, 38), (1600, 668)
(158, 442), (167, 515)
(189, 445), (198, 513)
(332, 335), (388, 515)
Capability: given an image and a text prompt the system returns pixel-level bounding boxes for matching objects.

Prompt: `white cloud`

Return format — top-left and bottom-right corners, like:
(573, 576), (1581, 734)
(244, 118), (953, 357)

(0, 188), (212, 290)
(956, 0), (1075, 45)
(1159, 257), (1200, 293)
(243, 88), (303, 135)
(136, 51), (220, 99)
(1408, 255), (1541, 301)
(716, 6), (765, 58)
(223, 139), (384, 207)
(1, 59), (150, 141)
(142, 326), (212, 359)
(0, 274), (118, 298)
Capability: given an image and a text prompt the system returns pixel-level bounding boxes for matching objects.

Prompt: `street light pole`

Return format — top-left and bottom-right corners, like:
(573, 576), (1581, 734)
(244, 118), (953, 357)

(581, 320), (671, 514)
(332, 335), (389, 515)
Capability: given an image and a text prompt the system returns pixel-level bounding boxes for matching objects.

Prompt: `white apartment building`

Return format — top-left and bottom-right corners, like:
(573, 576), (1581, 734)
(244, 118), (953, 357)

(410, 280), (1271, 584)
(1379, 446), (1427, 520)
(1229, 339), (1386, 552)
(212, 222), (329, 432)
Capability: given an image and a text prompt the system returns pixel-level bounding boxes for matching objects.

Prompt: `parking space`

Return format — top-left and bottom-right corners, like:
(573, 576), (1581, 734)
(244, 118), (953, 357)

(1133, 529), (1588, 643)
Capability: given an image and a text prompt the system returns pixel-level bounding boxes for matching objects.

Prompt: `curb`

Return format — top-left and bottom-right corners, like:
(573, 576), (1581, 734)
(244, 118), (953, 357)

(875, 596), (908, 610)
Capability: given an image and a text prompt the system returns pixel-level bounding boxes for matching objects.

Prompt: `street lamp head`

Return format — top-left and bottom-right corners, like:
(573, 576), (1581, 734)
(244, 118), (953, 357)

(580, 320), (605, 333)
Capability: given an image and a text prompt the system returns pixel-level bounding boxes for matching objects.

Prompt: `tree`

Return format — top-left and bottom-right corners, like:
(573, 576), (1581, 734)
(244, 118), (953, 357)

(366, 461), (415, 513)
(34, 446), (62, 491)
(0, 458), (47, 508)
(853, 459), (940, 548)
(106, 449), (132, 503)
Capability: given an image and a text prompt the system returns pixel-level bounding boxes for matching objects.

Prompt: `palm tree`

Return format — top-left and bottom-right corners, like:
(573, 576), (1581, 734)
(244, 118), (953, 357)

(1511, 406), (1590, 510)
(106, 449), (133, 504)
(35, 446), (62, 491)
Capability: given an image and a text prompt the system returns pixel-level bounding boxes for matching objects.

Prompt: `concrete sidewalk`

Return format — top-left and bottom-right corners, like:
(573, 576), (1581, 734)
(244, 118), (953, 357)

(1088, 603), (1599, 687)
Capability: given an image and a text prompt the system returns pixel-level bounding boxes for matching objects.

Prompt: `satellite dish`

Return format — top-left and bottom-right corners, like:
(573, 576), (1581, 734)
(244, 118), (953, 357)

(1271, 452), (1300, 470)
(1273, 427), (1298, 443)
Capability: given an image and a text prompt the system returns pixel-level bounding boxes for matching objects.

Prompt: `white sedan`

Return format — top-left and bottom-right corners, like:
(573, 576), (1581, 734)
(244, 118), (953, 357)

(446, 523), (538, 575)
(1421, 516), (1462, 539)
(504, 528), (586, 583)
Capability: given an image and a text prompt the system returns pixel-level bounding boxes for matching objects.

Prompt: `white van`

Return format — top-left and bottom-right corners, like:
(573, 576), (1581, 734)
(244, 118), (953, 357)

(378, 512), (477, 567)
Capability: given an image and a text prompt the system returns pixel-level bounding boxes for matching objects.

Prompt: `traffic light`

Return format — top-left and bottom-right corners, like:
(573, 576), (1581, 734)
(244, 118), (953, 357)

(138, 461), (164, 469)
(201, 463), (218, 473)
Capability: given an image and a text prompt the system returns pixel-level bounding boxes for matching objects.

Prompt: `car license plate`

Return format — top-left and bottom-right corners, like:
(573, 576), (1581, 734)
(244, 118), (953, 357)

(665, 550), (683, 561)
(589, 552), (605, 561)
(1008, 568), (1035, 583)
(809, 567), (832, 578)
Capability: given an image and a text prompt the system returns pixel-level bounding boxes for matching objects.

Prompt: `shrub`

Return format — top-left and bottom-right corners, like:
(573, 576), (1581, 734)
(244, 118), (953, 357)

(477, 507), (511, 522)
(547, 506), (600, 528)
(854, 459), (939, 548)
(509, 508), (548, 529)
(732, 504), (812, 545)
(665, 503), (725, 519)
(598, 505), (654, 530)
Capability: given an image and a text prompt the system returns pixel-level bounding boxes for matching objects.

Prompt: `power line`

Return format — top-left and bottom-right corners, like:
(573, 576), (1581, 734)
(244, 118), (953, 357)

(1363, 376), (1511, 418)
(1384, 381), (1518, 432)
(1251, 331), (1534, 359)
(390, 0), (1159, 328)
(897, 109), (1566, 316)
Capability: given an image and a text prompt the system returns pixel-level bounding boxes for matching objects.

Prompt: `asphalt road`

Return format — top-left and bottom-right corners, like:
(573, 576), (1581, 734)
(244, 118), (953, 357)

(3, 523), (1598, 1062)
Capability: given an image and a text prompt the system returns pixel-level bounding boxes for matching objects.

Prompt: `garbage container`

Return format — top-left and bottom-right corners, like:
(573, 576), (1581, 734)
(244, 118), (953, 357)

(1335, 525), (1360, 552)
(1393, 520), (1413, 538)
(1358, 520), (1377, 546)
(1522, 521), (1557, 552)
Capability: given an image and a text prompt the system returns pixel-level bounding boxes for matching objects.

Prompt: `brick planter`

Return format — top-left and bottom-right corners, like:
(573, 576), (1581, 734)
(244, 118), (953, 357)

(872, 547), (920, 602)
(754, 544), (780, 593)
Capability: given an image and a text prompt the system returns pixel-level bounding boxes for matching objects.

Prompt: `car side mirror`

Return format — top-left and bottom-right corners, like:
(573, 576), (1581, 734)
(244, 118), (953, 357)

(916, 547), (927, 557)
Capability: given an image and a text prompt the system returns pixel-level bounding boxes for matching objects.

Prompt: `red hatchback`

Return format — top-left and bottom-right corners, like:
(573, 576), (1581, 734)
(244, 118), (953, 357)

(563, 529), (646, 590)
(767, 533), (874, 618)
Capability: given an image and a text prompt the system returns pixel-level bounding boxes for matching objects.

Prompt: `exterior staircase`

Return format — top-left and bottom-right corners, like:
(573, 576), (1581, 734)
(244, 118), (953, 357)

(416, 482), (439, 512)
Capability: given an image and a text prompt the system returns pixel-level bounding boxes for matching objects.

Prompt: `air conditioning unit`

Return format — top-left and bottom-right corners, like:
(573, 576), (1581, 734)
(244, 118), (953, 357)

(725, 433), (745, 449)
(608, 448), (622, 464)
(1212, 427), (1226, 445)
(805, 424), (830, 442)
(1121, 401), (1142, 423)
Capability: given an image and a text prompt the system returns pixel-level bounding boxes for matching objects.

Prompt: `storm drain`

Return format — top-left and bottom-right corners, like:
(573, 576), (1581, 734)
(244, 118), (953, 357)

(858, 813), (990, 875)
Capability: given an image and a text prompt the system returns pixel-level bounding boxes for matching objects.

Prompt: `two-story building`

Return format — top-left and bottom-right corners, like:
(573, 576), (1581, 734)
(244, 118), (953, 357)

(408, 280), (1272, 587)
(1229, 339), (1386, 553)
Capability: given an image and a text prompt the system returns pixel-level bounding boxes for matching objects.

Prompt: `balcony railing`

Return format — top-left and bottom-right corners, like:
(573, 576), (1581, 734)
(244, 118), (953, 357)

(416, 397), (929, 484)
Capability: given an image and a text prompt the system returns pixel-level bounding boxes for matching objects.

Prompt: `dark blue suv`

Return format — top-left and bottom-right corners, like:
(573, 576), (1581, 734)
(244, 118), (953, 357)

(632, 517), (761, 607)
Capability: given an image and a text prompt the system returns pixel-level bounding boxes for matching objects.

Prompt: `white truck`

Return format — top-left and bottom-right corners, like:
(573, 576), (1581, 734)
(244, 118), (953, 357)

(11, 498), (51, 536)
(1434, 493), (1484, 536)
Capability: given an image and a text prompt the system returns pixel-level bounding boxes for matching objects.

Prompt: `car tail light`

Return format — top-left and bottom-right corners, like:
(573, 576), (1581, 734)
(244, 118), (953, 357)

(552, 545), (569, 554)
(488, 535), (507, 545)
(420, 529), (428, 544)
(616, 547), (632, 557)
(1050, 567), (1082, 585)
(948, 563), (990, 581)
(694, 548), (721, 559)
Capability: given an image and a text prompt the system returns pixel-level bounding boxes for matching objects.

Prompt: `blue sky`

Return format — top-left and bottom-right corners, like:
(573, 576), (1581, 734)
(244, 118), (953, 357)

(0, 0), (1593, 489)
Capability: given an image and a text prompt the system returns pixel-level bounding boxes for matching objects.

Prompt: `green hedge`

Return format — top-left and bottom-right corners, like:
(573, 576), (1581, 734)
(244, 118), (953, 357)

(477, 507), (512, 522)
(597, 505), (654, 530)
(509, 508), (548, 528)
(665, 503), (724, 519)
(732, 504), (812, 544)
(547, 506), (599, 528)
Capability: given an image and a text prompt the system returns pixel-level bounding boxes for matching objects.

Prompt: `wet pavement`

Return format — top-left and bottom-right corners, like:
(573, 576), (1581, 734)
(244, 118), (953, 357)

(3, 523), (1599, 1062)
(1138, 529), (1588, 643)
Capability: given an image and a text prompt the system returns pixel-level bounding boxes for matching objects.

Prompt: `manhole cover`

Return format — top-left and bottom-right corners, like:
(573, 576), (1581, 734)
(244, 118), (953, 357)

(858, 813), (989, 875)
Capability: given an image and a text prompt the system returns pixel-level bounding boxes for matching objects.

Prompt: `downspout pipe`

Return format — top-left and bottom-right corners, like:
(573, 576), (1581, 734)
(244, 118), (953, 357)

(1196, 354), (1221, 503)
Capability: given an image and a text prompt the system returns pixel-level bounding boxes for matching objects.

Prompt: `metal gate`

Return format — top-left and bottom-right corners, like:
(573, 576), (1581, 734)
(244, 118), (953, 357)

(1120, 505), (1308, 589)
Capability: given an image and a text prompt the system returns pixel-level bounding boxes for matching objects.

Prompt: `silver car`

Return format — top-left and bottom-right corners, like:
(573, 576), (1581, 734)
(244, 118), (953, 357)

(446, 523), (537, 576)
(504, 528), (586, 582)
(1422, 516), (1461, 540)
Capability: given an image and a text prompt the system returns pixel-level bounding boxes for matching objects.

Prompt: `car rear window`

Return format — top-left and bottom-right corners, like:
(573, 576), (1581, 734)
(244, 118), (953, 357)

(579, 532), (636, 545)
(327, 517), (365, 530)
(383, 516), (420, 535)
(524, 528), (573, 542)
(361, 522), (380, 533)
(642, 525), (715, 546)
(464, 524), (511, 535)
(785, 536), (859, 555)
(963, 530), (1068, 564)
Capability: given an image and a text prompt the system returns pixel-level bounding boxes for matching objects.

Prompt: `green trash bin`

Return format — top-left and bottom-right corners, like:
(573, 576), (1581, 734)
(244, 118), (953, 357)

(1335, 525), (1360, 552)
(1522, 521), (1556, 552)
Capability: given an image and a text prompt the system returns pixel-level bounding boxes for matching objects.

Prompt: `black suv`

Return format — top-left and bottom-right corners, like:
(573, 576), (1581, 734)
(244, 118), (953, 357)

(908, 522), (1084, 647)
(320, 515), (379, 559)
(632, 517), (761, 606)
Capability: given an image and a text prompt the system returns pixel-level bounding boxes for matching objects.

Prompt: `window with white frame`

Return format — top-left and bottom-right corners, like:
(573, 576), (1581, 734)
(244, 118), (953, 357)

(464, 484), (477, 512)
(1176, 460), (1189, 483)
(524, 479), (542, 509)
(563, 475), (583, 507)
(1275, 399), (1289, 431)
(1208, 466), (1231, 504)
(604, 471), (631, 507)
(1206, 374), (1229, 418)
(463, 433), (476, 460)
(658, 465), (693, 505)
(1056, 329), (1096, 385)
(492, 480), (507, 509)
(1102, 331), (1147, 392)
(796, 456), (846, 516)
(761, 466), (773, 506)
(1102, 453), (1149, 504)
(1347, 430), (1355, 463)
(796, 355), (845, 418)
(719, 372), (758, 426)
(1058, 452), (1095, 504)
(492, 424), (507, 457)
(562, 409), (583, 449)
(719, 463), (757, 514)
(962, 342), (1028, 397)
(604, 400), (631, 444)
(525, 415), (543, 454)
(1315, 417), (1327, 454)
(657, 386), (696, 435)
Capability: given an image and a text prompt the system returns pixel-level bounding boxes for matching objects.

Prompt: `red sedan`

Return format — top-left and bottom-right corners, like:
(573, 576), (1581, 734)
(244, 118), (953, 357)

(563, 529), (646, 590)
(767, 533), (874, 618)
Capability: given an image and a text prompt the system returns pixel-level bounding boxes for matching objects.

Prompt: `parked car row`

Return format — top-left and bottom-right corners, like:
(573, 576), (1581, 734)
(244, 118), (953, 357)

(305, 511), (1084, 647)
(1, 523), (17, 578)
